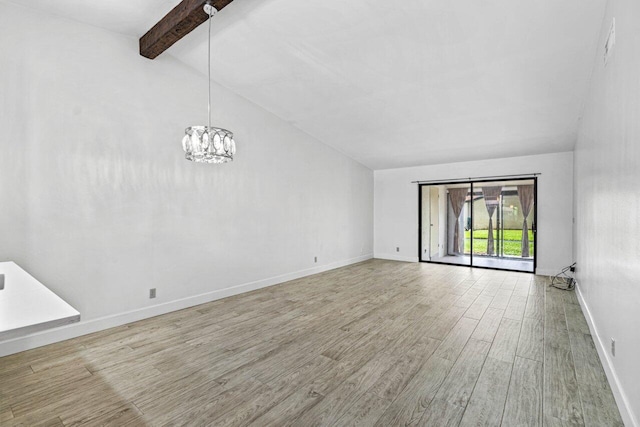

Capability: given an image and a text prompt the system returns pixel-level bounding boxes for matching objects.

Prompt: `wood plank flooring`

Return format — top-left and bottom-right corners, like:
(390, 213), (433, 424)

(0, 260), (624, 426)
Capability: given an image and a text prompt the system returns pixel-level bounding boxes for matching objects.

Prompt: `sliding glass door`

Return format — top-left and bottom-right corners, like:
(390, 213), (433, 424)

(419, 178), (536, 273)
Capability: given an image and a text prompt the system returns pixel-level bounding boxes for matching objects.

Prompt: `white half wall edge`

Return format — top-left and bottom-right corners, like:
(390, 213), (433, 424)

(575, 284), (639, 427)
(0, 254), (373, 358)
(373, 254), (419, 263)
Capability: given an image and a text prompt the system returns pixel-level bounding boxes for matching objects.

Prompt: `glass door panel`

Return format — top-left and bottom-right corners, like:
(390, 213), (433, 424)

(421, 185), (440, 261)
(471, 179), (535, 272)
(420, 183), (471, 266)
(420, 185), (430, 261)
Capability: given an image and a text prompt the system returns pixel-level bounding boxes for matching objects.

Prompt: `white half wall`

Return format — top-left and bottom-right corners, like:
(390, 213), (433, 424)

(0, 2), (373, 355)
(374, 152), (573, 275)
(574, 0), (640, 424)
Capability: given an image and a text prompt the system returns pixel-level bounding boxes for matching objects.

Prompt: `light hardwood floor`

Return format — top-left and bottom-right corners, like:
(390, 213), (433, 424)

(0, 260), (623, 426)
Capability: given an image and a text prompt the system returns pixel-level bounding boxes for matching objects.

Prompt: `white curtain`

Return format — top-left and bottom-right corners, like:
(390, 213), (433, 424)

(482, 186), (502, 256)
(517, 185), (534, 257)
(449, 188), (468, 254)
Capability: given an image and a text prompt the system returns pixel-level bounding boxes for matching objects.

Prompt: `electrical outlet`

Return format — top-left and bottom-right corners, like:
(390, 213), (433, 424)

(314, 256), (317, 263)
(611, 338), (616, 356)
(396, 247), (399, 252)
(149, 288), (156, 299)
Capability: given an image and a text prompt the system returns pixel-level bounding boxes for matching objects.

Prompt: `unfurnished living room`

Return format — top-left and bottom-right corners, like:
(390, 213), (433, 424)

(0, 0), (638, 426)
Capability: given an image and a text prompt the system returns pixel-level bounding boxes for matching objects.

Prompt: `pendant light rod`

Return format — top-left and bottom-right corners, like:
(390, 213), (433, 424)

(204, 3), (217, 130)
(182, 3), (235, 164)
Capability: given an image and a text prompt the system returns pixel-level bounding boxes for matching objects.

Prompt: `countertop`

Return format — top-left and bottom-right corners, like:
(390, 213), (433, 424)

(0, 261), (80, 341)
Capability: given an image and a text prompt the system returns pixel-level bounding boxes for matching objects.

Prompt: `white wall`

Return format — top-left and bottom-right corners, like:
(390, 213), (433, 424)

(574, 0), (640, 424)
(0, 2), (373, 354)
(374, 152), (573, 275)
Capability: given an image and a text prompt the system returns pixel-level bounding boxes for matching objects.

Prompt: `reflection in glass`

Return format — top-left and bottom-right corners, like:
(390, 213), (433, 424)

(420, 184), (471, 266)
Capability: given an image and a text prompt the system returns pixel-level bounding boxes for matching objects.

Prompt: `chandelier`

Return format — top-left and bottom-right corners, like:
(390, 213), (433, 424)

(182, 3), (236, 163)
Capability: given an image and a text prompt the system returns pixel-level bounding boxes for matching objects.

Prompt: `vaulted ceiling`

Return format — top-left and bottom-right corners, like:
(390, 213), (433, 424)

(7, 0), (606, 169)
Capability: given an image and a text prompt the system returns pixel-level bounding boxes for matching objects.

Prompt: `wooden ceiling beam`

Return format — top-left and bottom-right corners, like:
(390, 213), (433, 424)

(139, 0), (234, 59)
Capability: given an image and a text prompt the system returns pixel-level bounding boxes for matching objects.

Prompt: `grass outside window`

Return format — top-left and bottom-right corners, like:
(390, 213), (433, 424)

(463, 229), (534, 256)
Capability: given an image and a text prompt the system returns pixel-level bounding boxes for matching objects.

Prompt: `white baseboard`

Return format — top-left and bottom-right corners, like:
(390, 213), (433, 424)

(373, 253), (419, 263)
(0, 254), (373, 358)
(575, 283), (638, 427)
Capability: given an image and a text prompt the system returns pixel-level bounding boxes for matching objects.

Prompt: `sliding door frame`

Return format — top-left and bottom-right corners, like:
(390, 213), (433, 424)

(418, 176), (537, 274)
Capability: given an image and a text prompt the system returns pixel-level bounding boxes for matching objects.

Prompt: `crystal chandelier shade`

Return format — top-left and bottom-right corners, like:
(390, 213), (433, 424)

(182, 126), (235, 164)
(183, 4), (235, 163)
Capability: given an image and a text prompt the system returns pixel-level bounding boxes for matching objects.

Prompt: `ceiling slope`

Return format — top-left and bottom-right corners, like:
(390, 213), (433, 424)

(7, 0), (607, 169)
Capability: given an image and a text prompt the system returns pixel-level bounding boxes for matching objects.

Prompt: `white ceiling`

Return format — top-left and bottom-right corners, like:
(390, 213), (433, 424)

(8, 0), (606, 169)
